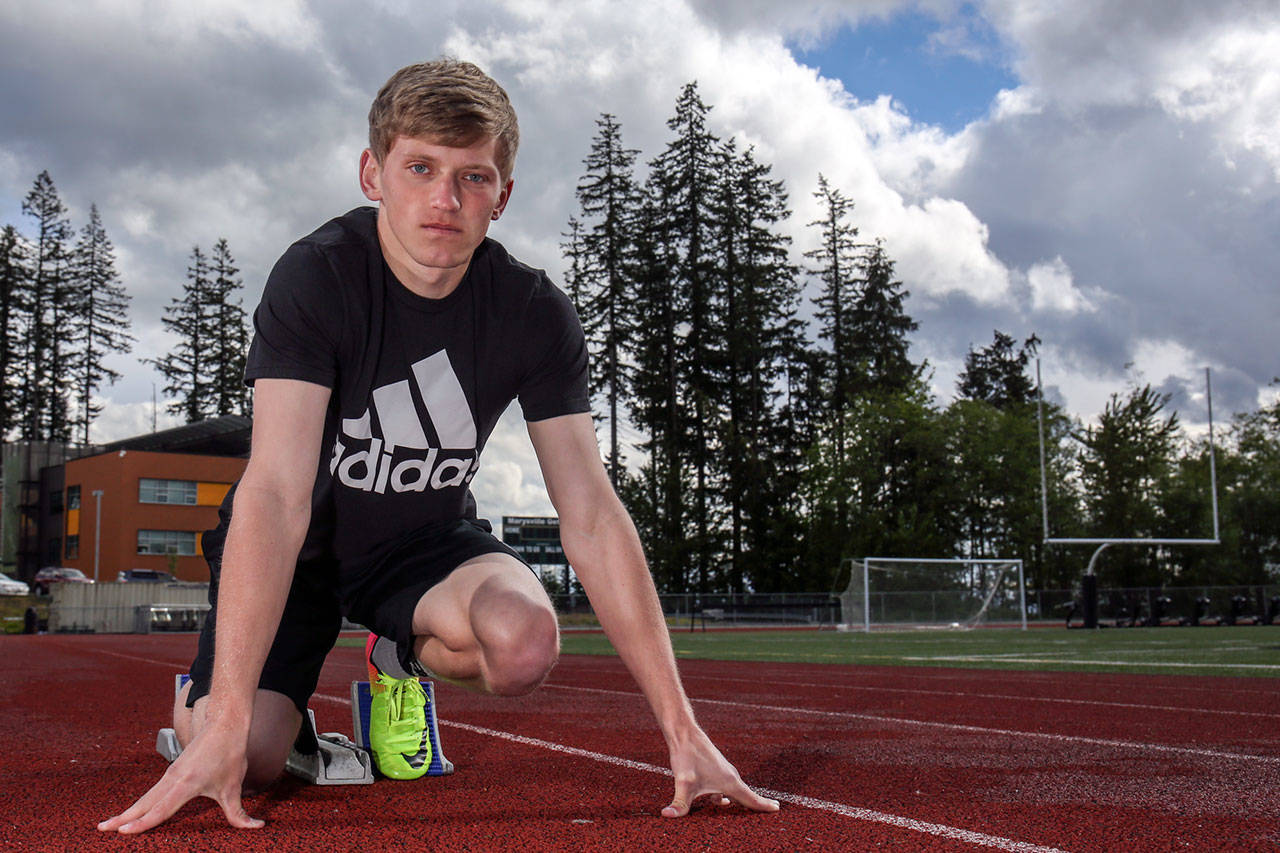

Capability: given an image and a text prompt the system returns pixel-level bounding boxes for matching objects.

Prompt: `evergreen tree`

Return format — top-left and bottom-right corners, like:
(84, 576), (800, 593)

(1225, 389), (1280, 582)
(569, 114), (642, 485)
(712, 141), (803, 591)
(152, 246), (214, 423)
(802, 178), (933, 576)
(642, 82), (727, 592)
(1076, 384), (1180, 586)
(804, 174), (863, 456)
(848, 239), (920, 396)
(560, 217), (588, 313)
(957, 330), (1040, 408)
(70, 205), (133, 444)
(803, 382), (955, 573)
(19, 171), (74, 441)
(627, 193), (689, 591)
(207, 238), (250, 417)
(950, 331), (1056, 582)
(0, 226), (32, 438)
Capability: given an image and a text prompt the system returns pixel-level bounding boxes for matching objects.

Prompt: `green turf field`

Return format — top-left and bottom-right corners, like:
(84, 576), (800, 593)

(556, 625), (1280, 678)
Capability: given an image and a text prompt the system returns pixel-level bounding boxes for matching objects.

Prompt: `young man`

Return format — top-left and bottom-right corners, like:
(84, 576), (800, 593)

(99, 59), (778, 834)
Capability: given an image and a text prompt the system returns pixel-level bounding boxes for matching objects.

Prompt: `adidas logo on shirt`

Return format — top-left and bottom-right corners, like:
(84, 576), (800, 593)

(329, 350), (480, 494)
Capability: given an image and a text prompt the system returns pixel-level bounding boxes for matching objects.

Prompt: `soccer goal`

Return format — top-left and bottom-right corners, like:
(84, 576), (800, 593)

(838, 557), (1027, 632)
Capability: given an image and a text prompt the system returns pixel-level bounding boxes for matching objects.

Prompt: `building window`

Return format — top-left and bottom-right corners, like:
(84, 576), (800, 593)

(139, 479), (198, 505)
(67, 485), (80, 510)
(137, 530), (197, 556)
(66, 535), (79, 560)
(45, 537), (62, 565)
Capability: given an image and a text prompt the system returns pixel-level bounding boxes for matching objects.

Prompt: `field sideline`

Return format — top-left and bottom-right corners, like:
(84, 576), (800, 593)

(334, 624), (1280, 678)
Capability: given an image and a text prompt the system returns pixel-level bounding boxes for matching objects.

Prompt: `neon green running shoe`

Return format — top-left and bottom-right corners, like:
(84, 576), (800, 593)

(369, 672), (432, 780)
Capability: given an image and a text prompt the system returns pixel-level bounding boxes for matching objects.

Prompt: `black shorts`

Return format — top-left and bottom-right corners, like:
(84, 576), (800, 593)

(187, 518), (527, 714)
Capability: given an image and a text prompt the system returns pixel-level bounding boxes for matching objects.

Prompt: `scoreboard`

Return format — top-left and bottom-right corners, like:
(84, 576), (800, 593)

(501, 516), (567, 566)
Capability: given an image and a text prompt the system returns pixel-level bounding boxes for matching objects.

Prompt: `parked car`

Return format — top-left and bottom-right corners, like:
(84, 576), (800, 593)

(117, 569), (177, 583)
(0, 572), (29, 596)
(33, 567), (93, 595)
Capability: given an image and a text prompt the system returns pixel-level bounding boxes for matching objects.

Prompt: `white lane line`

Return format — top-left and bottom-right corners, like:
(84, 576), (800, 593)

(313, 691), (1067, 853)
(91, 649), (188, 669)
(543, 684), (1280, 764)
(90, 648), (1278, 764)
(651, 671), (1280, 720)
(903, 656), (1280, 670)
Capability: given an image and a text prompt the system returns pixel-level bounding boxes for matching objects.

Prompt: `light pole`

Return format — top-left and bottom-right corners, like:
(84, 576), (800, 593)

(92, 489), (104, 582)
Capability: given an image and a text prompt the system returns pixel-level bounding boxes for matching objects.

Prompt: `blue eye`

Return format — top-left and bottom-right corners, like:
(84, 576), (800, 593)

(410, 164), (428, 174)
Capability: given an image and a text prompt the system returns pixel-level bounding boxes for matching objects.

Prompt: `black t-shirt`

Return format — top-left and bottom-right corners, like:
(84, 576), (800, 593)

(242, 206), (589, 576)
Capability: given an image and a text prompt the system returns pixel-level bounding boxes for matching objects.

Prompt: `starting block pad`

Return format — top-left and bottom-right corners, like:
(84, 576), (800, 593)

(156, 673), (374, 786)
(351, 680), (453, 776)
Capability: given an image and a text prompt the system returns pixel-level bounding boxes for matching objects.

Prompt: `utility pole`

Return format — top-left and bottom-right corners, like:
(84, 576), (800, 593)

(92, 489), (104, 582)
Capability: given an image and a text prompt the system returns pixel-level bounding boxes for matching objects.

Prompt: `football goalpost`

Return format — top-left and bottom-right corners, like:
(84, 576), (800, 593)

(1036, 361), (1221, 628)
(838, 557), (1027, 633)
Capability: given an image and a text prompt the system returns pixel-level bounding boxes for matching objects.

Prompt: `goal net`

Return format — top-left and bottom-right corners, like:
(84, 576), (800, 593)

(838, 557), (1027, 632)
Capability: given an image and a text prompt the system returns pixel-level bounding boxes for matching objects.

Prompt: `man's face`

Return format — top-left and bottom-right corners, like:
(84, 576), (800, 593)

(360, 134), (513, 289)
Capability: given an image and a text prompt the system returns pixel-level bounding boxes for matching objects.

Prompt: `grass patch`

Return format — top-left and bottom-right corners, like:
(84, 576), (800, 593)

(0, 595), (47, 634)
(558, 625), (1280, 678)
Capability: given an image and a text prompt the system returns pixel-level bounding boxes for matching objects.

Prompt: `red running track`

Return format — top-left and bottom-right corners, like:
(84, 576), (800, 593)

(1, 633), (1277, 851)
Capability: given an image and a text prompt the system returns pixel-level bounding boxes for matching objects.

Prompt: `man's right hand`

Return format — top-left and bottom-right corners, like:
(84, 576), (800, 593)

(96, 723), (261, 834)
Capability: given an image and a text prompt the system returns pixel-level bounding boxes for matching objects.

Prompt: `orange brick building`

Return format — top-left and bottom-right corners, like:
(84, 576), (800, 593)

(0, 416), (255, 584)
(60, 448), (246, 582)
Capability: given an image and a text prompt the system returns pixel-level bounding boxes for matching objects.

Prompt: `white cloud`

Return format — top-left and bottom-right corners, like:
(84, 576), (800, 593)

(468, 405), (556, 528)
(983, 0), (1280, 177)
(1026, 256), (1097, 315)
(88, 400), (183, 445)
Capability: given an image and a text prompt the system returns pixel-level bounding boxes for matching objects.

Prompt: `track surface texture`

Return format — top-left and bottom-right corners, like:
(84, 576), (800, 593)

(2, 633), (1277, 851)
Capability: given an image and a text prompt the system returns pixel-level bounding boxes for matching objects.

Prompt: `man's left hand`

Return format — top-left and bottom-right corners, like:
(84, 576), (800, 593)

(661, 728), (780, 818)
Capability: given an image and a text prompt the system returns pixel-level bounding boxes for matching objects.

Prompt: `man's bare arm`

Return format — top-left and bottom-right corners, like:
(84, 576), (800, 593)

(527, 413), (778, 817)
(98, 378), (331, 834)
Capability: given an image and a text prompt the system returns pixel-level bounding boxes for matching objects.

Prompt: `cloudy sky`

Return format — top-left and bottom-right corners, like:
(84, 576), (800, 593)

(2, 0), (1277, 526)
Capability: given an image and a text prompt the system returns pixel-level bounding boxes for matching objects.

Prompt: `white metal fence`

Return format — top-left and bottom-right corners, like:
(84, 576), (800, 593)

(49, 582), (210, 634)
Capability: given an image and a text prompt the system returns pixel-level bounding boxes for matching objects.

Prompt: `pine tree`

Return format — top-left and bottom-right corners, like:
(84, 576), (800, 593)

(569, 114), (642, 485)
(848, 239), (920, 396)
(70, 205), (133, 444)
(957, 330), (1039, 408)
(0, 226), (33, 439)
(560, 216), (588, 314)
(20, 171), (74, 442)
(1076, 384), (1180, 586)
(207, 238), (250, 417)
(804, 175), (863, 461)
(152, 246), (213, 423)
(712, 141), (803, 591)
(644, 82), (727, 593)
(1223, 389), (1280, 582)
(628, 192), (690, 592)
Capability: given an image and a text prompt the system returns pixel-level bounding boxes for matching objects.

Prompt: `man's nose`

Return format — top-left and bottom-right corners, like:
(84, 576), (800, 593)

(429, 177), (462, 211)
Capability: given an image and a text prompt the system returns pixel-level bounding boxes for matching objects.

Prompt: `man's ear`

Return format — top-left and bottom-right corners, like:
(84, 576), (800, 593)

(491, 178), (514, 221)
(359, 149), (382, 202)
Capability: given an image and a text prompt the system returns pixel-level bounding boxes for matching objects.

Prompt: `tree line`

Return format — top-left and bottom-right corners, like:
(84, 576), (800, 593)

(563, 83), (1280, 596)
(0, 171), (251, 445)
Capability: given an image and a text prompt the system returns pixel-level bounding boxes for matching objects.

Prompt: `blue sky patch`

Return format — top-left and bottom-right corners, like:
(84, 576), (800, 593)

(791, 5), (1018, 132)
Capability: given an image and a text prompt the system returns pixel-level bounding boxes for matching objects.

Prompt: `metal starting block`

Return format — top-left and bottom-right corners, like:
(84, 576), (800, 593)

(285, 708), (374, 785)
(156, 673), (374, 786)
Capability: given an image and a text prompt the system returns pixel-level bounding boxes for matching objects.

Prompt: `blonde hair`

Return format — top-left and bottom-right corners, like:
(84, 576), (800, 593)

(368, 58), (519, 179)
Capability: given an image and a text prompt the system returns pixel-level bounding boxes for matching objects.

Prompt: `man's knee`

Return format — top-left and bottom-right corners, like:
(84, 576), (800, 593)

(472, 582), (559, 696)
